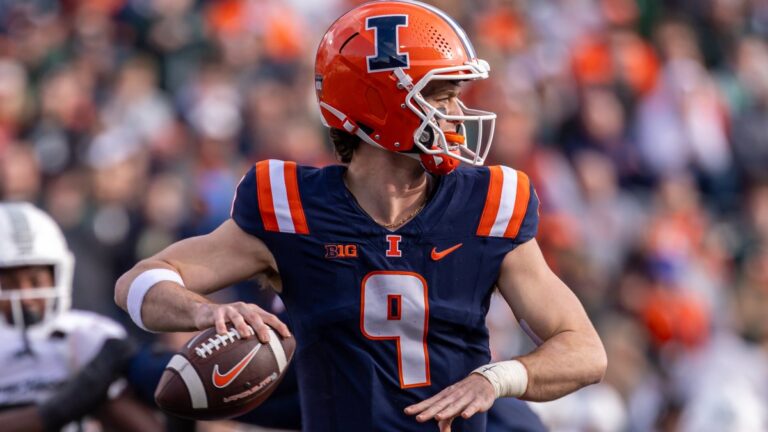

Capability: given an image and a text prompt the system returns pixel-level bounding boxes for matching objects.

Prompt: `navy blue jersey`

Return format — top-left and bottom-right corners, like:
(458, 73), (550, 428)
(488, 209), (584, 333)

(231, 160), (539, 431)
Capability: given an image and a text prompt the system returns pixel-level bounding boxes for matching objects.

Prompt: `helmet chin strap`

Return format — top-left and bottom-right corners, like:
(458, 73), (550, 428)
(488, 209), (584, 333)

(9, 307), (40, 358)
(320, 101), (423, 162)
(419, 131), (464, 175)
(9, 296), (44, 327)
(320, 100), (463, 172)
(22, 308), (43, 327)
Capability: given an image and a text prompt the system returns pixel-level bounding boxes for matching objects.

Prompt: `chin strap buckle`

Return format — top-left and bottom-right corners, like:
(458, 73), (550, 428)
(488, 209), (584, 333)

(393, 68), (414, 90)
(343, 119), (359, 134)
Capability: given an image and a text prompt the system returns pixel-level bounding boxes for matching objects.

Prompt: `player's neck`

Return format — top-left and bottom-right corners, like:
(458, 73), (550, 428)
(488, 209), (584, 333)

(345, 145), (431, 230)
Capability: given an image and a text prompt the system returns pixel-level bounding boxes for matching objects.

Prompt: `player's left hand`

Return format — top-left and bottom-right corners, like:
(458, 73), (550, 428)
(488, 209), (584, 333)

(404, 373), (495, 431)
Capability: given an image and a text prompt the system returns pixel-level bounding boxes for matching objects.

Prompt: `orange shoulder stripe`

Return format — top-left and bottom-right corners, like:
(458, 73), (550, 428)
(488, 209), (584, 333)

(283, 161), (309, 235)
(504, 171), (530, 238)
(255, 161), (279, 232)
(476, 166), (504, 236)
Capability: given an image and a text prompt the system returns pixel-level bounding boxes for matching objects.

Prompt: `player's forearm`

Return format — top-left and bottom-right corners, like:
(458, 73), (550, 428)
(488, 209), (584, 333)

(516, 327), (606, 402)
(115, 261), (211, 332)
(95, 392), (165, 432)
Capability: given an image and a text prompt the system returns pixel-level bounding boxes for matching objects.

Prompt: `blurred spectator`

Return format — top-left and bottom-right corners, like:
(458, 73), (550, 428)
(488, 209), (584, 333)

(573, 150), (644, 280)
(0, 143), (41, 200)
(102, 56), (175, 149)
(32, 65), (98, 175)
(0, 59), (30, 146)
(559, 85), (649, 187)
(731, 36), (768, 183)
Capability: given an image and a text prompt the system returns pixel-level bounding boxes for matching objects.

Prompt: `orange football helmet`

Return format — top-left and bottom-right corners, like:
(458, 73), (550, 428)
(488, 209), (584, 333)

(315, 0), (496, 174)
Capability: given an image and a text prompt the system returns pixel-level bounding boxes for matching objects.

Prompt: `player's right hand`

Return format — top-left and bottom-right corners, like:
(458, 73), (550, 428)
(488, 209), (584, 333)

(404, 373), (495, 430)
(193, 302), (291, 343)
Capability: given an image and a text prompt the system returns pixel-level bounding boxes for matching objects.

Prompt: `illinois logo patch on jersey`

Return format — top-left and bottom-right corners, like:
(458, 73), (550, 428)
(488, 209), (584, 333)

(385, 235), (402, 257)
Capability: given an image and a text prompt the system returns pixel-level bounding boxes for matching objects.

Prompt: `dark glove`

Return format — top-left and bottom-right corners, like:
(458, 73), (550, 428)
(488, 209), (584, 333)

(38, 337), (136, 432)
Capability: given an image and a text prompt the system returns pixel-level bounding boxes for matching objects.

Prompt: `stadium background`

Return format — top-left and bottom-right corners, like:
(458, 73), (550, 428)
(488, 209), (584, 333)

(0, 0), (767, 430)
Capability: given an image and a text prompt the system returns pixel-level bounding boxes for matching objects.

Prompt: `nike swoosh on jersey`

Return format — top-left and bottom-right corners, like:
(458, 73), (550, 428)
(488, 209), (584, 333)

(212, 344), (262, 388)
(430, 243), (463, 261)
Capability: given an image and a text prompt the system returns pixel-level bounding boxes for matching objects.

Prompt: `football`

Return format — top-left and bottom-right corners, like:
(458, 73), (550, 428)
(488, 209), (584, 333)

(154, 326), (295, 420)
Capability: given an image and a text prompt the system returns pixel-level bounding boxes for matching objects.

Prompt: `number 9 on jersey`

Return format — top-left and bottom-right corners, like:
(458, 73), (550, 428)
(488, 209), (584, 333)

(360, 271), (431, 388)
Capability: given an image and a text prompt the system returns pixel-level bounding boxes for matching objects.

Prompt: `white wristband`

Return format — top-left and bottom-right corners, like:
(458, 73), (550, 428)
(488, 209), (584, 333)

(127, 268), (184, 332)
(472, 359), (529, 398)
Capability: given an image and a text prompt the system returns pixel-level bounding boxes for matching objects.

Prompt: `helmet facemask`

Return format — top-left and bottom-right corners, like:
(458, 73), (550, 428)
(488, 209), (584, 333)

(0, 262), (72, 330)
(397, 60), (497, 170)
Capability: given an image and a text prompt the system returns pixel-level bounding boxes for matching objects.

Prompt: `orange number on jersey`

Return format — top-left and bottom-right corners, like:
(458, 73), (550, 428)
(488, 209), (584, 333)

(360, 271), (431, 388)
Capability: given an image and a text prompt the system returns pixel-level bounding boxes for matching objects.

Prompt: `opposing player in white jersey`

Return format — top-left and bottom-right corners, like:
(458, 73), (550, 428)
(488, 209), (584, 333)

(0, 202), (160, 432)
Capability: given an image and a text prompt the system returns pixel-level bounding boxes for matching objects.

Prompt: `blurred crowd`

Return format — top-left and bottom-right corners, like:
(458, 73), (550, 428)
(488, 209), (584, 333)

(0, 0), (767, 431)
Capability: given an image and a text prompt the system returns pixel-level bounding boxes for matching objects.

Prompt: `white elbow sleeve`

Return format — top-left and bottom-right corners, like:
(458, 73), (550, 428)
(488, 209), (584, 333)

(127, 268), (184, 332)
(472, 359), (529, 398)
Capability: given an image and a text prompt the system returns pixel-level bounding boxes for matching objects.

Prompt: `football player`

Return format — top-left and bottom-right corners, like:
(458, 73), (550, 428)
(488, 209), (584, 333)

(115, 1), (606, 431)
(0, 202), (160, 432)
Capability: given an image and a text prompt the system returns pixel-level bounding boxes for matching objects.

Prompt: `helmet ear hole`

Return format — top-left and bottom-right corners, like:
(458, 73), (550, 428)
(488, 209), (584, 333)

(418, 127), (434, 146)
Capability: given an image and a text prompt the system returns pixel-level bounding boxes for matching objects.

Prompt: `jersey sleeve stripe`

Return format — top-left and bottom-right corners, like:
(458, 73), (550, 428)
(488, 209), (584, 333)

(268, 160), (297, 233)
(256, 161), (280, 232)
(489, 166), (519, 237)
(504, 170), (530, 238)
(476, 166), (504, 236)
(256, 160), (309, 234)
(283, 161), (309, 234)
(477, 166), (530, 238)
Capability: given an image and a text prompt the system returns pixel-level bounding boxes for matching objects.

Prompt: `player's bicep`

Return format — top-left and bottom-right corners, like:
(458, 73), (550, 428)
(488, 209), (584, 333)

(150, 219), (275, 295)
(496, 239), (593, 342)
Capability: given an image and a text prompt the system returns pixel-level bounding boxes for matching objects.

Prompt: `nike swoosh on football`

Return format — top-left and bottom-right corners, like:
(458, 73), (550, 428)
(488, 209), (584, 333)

(212, 344), (262, 388)
(431, 243), (463, 261)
